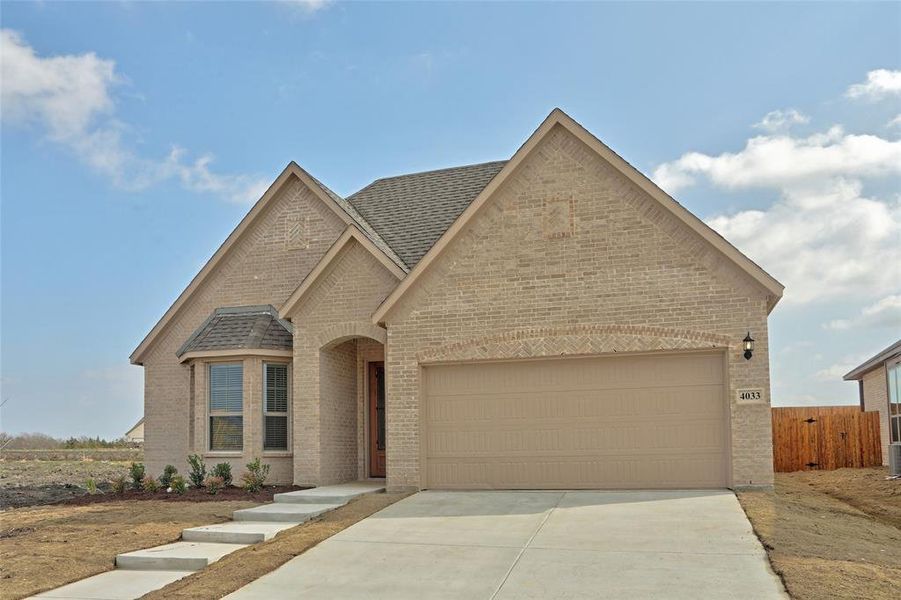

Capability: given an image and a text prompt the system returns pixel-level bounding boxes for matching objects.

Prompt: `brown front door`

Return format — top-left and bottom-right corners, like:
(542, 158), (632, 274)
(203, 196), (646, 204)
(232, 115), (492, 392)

(369, 362), (386, 478)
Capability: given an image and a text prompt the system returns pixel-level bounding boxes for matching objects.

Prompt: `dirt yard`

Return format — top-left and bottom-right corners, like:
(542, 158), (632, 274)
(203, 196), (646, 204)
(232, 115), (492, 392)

(0, 458), (135, 508)
(142, 491), (410, 600)
(738, 467), (901, 600)
(0, 499), (259, 599)
(0, 458), (303, 509)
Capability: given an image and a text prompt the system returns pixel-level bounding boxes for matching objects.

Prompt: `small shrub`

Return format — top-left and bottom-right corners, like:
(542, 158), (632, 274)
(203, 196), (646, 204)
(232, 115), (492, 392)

(111, 475), (127, 494)
(241, 458), (270, 493)
(170, 474), (187, 495)
(204, 475), (224, 495)
(142, 475), (160, 493)
(85, 478), (99, 495)
(129, 462), (145, 490)
(187, 454), (206, 489)
(158, 464), (178, 488)
(212, 462), (233, 487)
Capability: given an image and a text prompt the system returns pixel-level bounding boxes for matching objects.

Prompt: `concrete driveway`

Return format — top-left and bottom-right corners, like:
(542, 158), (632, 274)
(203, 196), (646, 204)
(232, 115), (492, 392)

(228, 490), (786, 599)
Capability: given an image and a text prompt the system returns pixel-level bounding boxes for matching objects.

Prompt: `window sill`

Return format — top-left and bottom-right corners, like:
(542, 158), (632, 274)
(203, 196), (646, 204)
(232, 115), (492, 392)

(205, 452), (243, 458)
(262, 451), (293, 458)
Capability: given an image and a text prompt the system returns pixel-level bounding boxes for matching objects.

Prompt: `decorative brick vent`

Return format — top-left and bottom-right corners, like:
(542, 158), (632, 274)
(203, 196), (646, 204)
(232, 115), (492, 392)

(543, 194), (574, 238)
(287, 215), (311, 250)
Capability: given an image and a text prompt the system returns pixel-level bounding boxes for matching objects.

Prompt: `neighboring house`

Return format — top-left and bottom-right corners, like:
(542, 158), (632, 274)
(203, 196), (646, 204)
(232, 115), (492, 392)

(130, 109), (784, 491)
(844, 339), (901, 466)
(124, 417), (144, 444)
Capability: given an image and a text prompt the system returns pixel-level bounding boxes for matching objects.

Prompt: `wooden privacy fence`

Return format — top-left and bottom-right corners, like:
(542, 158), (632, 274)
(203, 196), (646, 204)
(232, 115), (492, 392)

(771, 406), (882, 472)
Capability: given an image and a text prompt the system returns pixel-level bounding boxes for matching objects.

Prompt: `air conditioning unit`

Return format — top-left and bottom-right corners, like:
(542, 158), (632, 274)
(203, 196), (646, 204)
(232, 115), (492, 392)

(890, 444), (901, 477)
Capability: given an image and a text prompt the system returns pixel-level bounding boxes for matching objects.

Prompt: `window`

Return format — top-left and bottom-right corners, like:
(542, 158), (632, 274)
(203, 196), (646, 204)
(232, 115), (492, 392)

(889, 361), (900, 443)
(209, 363), (243, 451)
(264, 363), (289, 451)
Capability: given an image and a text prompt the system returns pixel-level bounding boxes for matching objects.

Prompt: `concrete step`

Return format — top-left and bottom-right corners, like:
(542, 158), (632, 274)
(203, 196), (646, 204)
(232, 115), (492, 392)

(232, 502), (340, 523)
(273, 482), (385, 505)
(182, 521), (298, 544)
(29, 569), (193, 599)
(116, 541), (246, 571)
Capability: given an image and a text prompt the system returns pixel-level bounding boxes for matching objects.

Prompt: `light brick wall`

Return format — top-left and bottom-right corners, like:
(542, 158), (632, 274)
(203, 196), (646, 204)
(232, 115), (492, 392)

(862, 365), (889, 465)
(383, 124), (776, 491)
(319, 339), (358, 484)
(140, 176), (345, 481)
(287, 239), (400, 485)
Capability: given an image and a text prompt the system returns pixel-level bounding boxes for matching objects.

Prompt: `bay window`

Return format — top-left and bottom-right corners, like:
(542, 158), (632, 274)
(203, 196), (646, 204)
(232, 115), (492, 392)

(209, 363), (243, 451)
(264, 362), (289, 451)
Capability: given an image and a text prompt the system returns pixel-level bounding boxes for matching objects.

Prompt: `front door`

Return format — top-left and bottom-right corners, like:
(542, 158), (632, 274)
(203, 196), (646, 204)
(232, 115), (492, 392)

(369, 362), (386, 478)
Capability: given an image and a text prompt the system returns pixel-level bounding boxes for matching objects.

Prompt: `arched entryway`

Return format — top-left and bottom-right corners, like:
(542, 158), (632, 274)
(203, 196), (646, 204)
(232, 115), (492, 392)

(313, 327), (386, 485)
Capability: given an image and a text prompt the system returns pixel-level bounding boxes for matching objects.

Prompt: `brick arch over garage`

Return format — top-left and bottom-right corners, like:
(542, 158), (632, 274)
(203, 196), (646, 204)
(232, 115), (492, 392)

(318, 322), (387, 350)
(416, 324), (733, 363)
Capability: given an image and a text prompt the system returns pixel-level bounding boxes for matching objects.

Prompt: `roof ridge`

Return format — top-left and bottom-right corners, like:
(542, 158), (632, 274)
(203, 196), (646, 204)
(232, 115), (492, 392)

(302, 166), (409, 271)
(348, 160), (507, 199)
(213, 305), (278, 316)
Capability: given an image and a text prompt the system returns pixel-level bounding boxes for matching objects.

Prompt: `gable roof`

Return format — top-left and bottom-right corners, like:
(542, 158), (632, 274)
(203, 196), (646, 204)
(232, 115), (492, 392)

(348, 161), (507, 267)
(176, 305), (293, 360)
(130, 162), (401, 365)
(125, 417), (144, 437)
(843, 339), (901, 380)
(372, 108), (785, 325)
(280, 225), (407, 317)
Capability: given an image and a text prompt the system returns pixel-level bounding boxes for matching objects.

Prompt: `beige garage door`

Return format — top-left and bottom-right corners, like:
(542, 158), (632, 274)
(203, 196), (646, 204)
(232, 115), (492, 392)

(423, 352), (727, 489)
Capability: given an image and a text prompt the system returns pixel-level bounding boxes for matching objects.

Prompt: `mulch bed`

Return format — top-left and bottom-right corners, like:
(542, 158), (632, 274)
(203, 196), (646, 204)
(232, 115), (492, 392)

(0, 484), (306, 510)
(61, 484), (307, 506)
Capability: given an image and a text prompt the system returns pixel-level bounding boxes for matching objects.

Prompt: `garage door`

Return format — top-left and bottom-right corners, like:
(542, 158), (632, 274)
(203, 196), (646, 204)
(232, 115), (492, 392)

(423, 352), (727, 489)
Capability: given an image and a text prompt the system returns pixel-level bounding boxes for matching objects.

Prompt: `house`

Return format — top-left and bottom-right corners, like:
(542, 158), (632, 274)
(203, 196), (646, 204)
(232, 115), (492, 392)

(844, 339), (901, 465)
(124, 417), (144, 443)
(130, 109), (784, 491)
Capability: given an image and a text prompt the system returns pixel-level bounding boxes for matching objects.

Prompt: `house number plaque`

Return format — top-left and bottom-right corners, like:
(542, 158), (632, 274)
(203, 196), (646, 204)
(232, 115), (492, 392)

(736, 388), (764, 404)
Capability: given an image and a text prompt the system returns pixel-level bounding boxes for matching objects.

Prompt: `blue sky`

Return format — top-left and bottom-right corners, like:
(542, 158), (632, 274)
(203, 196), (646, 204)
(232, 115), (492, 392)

(1, 1), (899, 438)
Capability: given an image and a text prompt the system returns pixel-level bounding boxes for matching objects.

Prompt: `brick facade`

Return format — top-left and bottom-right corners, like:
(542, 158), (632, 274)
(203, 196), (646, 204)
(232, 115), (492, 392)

(139, 119), (779, 492)
(382, 125), (775, 491)
(862, 366), (889, 465)
(284, 239), (400, 485)
(140, 176), (346, 481)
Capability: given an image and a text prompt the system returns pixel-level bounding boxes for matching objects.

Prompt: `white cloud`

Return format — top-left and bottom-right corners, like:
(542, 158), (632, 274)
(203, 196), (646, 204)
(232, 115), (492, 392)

(846, 68), (901, 100)
(654, 108), (901, 305)
(778, 340), (815, 355)
(706, 179), (899, 304)
(888, 114), (901, 129)
(280, 0), (333, 15)
(652, 126), (901, 193)
(815, 353), (870, 381)
(753, 109), (809, 132)
(0, 29), (266, 203)
(824, 295), (901, 330)
(0, 29), (117, 140)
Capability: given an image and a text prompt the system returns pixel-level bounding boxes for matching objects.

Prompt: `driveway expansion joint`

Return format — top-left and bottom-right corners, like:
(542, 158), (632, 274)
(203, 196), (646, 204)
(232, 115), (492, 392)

(488, 490), (566, 600)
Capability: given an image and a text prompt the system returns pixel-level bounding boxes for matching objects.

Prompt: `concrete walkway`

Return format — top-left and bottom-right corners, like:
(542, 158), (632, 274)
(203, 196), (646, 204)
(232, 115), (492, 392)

(28, 482), (384, 600)
(227, 490), (787, 600)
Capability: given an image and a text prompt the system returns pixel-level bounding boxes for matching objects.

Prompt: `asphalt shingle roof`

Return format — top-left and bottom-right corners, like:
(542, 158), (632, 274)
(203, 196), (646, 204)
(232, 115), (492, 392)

(177, 305), (293, 357)
(347, 161), (507, 268)
(305, 170), (408, 271)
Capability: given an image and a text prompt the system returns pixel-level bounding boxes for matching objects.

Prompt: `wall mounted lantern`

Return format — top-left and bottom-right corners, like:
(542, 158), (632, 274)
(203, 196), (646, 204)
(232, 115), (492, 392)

(743, 332), (755, 360)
